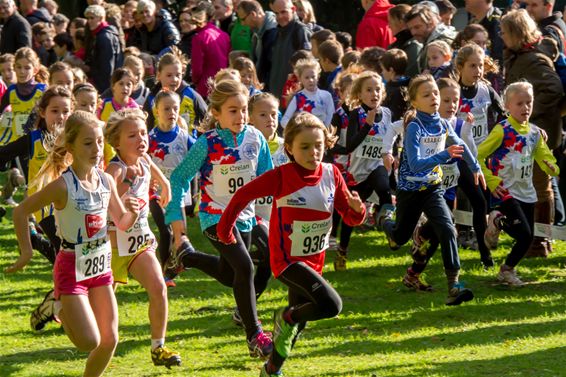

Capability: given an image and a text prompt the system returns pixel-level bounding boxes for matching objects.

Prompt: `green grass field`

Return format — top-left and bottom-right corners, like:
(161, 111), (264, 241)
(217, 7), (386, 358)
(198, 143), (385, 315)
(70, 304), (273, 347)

(0, 204), (565, 377)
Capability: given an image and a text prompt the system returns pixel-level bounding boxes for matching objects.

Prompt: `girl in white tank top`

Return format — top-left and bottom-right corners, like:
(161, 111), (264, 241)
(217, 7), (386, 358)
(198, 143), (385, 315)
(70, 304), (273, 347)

(7, 111), (139, 377)
(104, 108), (182, 369)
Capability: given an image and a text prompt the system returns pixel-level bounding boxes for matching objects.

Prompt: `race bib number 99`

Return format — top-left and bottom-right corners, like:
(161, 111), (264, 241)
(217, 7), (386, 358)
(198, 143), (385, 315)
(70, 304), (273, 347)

(289, 218), (332, 257)
(74, 241), (111, 282)
(212, 162), (253, 196)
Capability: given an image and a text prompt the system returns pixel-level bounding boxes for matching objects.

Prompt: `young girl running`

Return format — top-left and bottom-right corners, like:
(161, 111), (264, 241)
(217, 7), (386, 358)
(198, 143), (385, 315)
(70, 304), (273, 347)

(378, 74), (483, 306)
(216, 112), (366, 377)
(6, 111), (140, 377)
(143, 52), (207, 133)
(336, 71), (393, 270)
(478, 82), (559, 286)
(281, 58), (335, 129)
(147, 90), (195, 286)
(233, 57), (263, 97)
(164, 80), (274, 358)
(105, 108), (181, 368)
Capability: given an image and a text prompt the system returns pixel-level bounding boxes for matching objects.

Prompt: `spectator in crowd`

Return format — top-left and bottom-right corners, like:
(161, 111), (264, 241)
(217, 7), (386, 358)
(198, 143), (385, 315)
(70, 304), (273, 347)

(190, 1), (231, 98)
(387, 4), (422, 77)
(526, 0), (566, 53)
(20, 0), (51, 25)
(269, 0), (312, 99)
(0, 0), (32, 54)
(214, 0), (236, 33)
(122, 0), (139, 46)
(294, 0), (322, 32)
(137, 0), (180, 56)
(84, 4), (124, 92)
(42, 0), (58, 16)
(465, 0), (504, 67)
(436, 0), (457, 26)
(405, 3), (456, 73)
(356, 0), (394, 50)
(501, 9), (564, 257)
(53, 33), (74, 62)
(335, 31), (353, 52)
(69, 17), (87, 38)
(178, 6), (198, 58)
(237, 0), (278, 89)
(214, 0), (253, 55)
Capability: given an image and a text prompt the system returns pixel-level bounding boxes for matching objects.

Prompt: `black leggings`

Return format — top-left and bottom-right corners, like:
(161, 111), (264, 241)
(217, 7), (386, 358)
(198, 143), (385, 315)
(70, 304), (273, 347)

(181, 224), (259, 339)
(149, 198), (171, 266)
(498, 198), (535, 267)
(340, 166), (392, 249)
(250, 223), (271, 299)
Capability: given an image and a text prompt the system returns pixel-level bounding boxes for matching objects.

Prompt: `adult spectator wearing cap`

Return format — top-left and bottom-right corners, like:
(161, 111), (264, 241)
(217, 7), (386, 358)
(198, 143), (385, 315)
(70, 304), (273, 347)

(356, 0), (394, 50)
(137, 0), (180, 56)
(269, 0), (312, 99)
(0, 0), (32, 54)
(20, 0), (51, 25)
(465, 0), (504, 67)
(501, 9), (564, 257)
(237, 0), (278, 87)
(405, 3), (456, 73)
(387, 4), (422, 78)
(526, 0), (566, 53)
(214, 0), (253, 54)
(84, 5), (124, 92)
(190, 1), (231, 98)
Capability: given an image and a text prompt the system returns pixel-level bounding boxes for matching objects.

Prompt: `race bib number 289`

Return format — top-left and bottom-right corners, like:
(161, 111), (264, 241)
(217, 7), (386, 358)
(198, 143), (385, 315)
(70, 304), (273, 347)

(74, 241), (111, 282)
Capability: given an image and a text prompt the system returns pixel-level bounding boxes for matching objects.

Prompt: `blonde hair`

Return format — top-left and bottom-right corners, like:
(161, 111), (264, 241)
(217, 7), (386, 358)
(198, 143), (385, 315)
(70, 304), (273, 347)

(500, 9), (541, 51)
(294, 0), (316, 23)
(248, 92), (279, 115)
(201, 79), (249, 131)
(455, 43), (499, 80)
(156, 48), (188, 73)
(403, 74), (437, 129)
(105, 107), (147, 149)
(294, 58), (320, 78)
(283, 112), (337, 161)
(426, 40), (452, 59)
(347, 71), (384, 109)
(503, 81), (533, 104)
(14, 47), (41, 70)
(232, 56), (263, 90)
(31, 111), (103, 191)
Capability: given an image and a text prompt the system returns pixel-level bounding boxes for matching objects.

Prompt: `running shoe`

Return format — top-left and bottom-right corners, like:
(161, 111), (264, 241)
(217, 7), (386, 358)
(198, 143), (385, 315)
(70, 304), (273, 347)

(446, 283), (474, 306)
(151, 346), (181, 369)
(402, 269), (433, 291)
(333, 247), (347, 271)
(484, 210), (503, 250)
(272, 308), (298, 359)
(30, 289), (56, 331)
(164, 276), (176, 288)
(165, 239), (195, 273)
(248, 329), (273, 359)
(497, 266), (525, 287)
(260, 363), (284, 376)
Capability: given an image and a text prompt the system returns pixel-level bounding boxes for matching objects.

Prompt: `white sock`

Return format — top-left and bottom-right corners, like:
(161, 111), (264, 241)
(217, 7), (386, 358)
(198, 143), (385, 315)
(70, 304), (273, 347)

(151, 338), (165, 351)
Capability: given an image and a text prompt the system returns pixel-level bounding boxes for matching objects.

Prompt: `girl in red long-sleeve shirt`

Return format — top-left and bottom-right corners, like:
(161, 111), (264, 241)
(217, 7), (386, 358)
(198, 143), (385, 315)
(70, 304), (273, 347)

(217, 112), (366, 377)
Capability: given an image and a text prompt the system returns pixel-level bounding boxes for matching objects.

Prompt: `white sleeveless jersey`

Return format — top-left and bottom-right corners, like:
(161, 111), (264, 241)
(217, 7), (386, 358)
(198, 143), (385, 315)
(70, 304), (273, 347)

(457, 81), (491, 146)
(56, 167), (111, 244)
(347, 107), (392, 185)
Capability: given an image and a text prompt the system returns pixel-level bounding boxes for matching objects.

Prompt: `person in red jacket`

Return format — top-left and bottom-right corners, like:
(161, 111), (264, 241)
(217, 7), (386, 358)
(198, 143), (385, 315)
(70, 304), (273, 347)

(356, 0), (395, 50)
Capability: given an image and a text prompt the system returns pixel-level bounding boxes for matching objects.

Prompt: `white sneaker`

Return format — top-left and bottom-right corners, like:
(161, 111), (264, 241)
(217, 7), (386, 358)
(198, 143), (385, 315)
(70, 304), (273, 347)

(497, 267), (525, 287)
(484, 210), (503, 250)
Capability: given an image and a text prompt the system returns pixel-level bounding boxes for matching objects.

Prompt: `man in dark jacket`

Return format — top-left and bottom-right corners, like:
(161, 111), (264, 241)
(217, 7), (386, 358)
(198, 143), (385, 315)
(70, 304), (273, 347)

(238, 0), (278, 89)
(526, 0), (566, 53)
(269, 0), (312, 99)
(0, 0), (32, 54)
(20, 0), (51, 25)
(137, 0), (180, 56)
(84, 5), (123, 93)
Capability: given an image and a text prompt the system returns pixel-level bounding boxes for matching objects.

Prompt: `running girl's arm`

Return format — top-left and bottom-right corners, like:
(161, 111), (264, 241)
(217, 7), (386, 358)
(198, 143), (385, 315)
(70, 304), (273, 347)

(345, 109), (373, 152)
(281, 95), (298, 128)
(106, 172), (140, 231)
(146, 154), (171, 207)
(217, 168), (281, 244)
(6, 178), (67, 272)
(533, 134), (560, 176)
(331, 165), (366, 227)
(404, 122), (452, 172)
(488, 86), (506, 124)
(164, 135), (208, 224)
(477, 124), (505, 192)
(0, 133), (30, 165)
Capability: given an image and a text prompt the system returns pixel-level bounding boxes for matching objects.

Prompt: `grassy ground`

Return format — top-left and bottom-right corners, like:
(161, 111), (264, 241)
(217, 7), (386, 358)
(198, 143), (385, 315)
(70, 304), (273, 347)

(0, 204), (565, 377)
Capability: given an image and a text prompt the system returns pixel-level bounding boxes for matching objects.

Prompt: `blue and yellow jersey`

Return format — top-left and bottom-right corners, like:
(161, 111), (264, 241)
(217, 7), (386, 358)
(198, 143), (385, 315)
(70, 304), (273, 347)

(0, 83), (46, 145)
(149, 86), (199, 136)
(28, 129), (53, 220)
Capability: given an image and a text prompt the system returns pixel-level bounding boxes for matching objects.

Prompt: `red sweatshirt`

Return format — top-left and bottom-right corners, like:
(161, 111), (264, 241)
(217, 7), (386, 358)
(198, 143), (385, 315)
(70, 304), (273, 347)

(356, 0), (394, 50)
(217, 162), (366, 277)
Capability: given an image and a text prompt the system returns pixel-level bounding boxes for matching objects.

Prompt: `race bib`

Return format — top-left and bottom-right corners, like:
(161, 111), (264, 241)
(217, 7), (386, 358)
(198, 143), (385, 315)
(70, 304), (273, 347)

(470, 111), (488, 145)
(289, 218), (332, 257)
(255, 196), (273, 220)
(212, 162), (253, 196)
(74, 240), (111, 282)
(0, 111), (12, 128)
(441, 163), (460, 189)
(513, 154), (533, 181)
(419, 134), (446, 158)
(14, 113), (28, 137)
(116, 217), (155, 257)
(356, 135), (383, 160)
